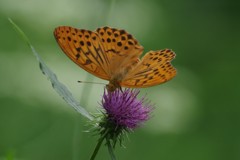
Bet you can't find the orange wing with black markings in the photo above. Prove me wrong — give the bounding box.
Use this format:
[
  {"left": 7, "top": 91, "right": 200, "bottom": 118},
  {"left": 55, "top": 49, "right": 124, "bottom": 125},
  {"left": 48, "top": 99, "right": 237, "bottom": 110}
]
[
  {"left": 54, "top": 26, "right": 109, "bottom": 80},
  {"left": 121, "top": 49, "right": 176, "bottom": 87},
  {"left": 54, "top": 26, "right": 176, "bottom": 91}
]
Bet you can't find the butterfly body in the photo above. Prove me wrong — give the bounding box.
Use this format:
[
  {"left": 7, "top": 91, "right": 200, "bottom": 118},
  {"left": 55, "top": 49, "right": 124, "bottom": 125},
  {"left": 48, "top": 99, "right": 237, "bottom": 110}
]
[
  {"left": 107, "top": 63, "right": 135, "bottom": 91},
  {"left": 54, "top": 26, "right": 176, "bottom": 91},
  {"left": 107, "top": 78, "right": 121, "bottom": 92}
]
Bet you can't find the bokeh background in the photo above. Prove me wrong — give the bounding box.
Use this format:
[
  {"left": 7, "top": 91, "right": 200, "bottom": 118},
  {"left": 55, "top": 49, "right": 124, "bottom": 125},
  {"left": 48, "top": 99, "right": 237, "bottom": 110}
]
[{"left": 0, "top": 0, "right": 240, "bottom": 159}]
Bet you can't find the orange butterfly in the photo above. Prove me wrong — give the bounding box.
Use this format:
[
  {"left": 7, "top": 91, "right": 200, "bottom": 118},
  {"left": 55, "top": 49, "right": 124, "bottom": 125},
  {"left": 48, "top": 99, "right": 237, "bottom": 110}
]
[{"left": 54, "top": 26, "right": 176, "bottom": 91}]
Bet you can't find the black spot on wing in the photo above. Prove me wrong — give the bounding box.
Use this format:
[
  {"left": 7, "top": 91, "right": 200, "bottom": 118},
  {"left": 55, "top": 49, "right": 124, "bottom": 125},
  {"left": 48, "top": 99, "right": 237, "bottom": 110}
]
[
  {"left": 85, "top": 59, "right": 92, "bottom": 65},
  {"left": 76, "top": 53, "right": 80, "bottom": 59}
]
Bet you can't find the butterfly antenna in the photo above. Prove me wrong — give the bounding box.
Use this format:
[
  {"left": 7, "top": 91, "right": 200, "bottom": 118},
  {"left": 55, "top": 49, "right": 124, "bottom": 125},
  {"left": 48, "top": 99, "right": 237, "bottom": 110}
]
[{"left": 77, "top": 80, "right": 106, "bottom": 85}]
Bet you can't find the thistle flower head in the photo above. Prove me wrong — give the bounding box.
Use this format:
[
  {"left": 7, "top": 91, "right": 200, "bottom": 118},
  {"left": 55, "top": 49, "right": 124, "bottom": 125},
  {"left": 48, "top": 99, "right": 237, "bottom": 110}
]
[
  {"left": 102, "top": 88, "right": 152, "bottom": 129},
  {"left": 90, "top": 88, "right": 154, "bottom": 159}
]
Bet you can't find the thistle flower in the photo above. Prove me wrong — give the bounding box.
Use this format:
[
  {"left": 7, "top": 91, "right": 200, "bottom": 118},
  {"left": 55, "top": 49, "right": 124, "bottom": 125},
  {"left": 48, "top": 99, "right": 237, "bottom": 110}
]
[
  {"left": 90, "top": 88, "right": 153, "bottom": 160},
  {"left": 102, "top": 88, "right": 152, "bottom": 129}
]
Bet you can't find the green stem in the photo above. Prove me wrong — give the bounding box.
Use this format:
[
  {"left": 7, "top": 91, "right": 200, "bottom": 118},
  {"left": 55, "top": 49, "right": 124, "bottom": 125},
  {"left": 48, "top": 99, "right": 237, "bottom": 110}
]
[
  {"left": 106, "top": 138, "right": 116, "bottom": 160},
  {"left": 72, "top": 117, "right": 81, "bottom": 160},
  {"left": 90, "top": 134, "right": 106, "bottom": 160}
]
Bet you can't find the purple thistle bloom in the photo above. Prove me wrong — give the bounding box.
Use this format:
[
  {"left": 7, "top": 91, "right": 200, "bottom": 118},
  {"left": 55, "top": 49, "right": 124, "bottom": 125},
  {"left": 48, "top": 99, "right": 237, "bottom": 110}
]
[
  {"left": 102, "top": 88, "right": 153, "bottom": 129},
  {"left": 90, "top": 88, "right": 153, "bottom": 159}
]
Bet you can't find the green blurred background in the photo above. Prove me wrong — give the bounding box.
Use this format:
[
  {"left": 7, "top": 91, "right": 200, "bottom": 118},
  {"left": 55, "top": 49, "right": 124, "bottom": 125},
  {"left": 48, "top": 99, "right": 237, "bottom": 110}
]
[{"left": 0, "top": 0, "right": 240, "bottom": 159}]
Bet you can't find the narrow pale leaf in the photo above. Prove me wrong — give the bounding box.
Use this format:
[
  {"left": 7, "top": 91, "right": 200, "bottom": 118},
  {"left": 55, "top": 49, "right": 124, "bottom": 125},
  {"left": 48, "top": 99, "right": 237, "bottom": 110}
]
[{"left": 9, "top": 18, "right": 93, "bottom": 121}]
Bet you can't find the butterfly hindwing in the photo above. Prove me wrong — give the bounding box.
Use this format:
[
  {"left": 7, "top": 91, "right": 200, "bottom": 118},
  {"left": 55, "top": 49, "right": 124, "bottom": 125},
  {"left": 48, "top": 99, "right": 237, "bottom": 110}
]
[{"left": 121, "top": 49, "right": 176, "bottom": 87}]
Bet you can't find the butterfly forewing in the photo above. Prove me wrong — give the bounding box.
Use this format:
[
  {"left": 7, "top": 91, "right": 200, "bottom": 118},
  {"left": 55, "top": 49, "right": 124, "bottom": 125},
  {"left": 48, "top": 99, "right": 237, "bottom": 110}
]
[
  {"left": 121, "top": 49, "right": 176, "bottom": 87},
  {"left": 96, "top": 27, "right": 144, "bottom": 76},
  {"left": 54, "top": 26, "right": 110, "bottom": 80}
]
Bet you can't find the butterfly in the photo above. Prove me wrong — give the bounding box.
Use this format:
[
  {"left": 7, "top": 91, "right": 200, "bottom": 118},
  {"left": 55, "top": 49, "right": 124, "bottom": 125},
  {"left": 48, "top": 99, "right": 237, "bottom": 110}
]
[{"left": 54, "top": 26, "right": 176, "bottom": 91}]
